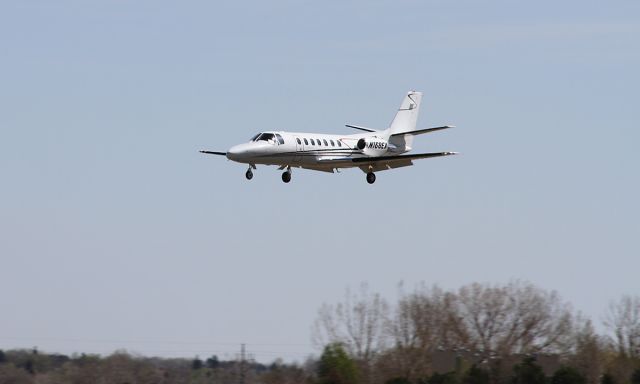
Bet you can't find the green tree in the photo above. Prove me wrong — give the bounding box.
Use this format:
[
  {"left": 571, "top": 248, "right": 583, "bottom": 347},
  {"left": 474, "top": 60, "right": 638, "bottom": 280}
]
[
  {"left": 386, "top": 378, "right": 412, "bottom": 384},
  {"left": 600, "top": 373, "right": 615, "bottom": 384},
  {"left": 318, "top": 343, "right": 358, "bottom": 384},
  {"left": 551, "top": 367, "right": 586, "bottom": 384},
  {"left": 631, "top": 369, "right": 640, "bottom": 384},
  {"left": 206, "top": 355, "right": 219, "bottom": 369},
  {"left": 0, "top": 350, "right": 6, "bottom": 364},
  {"left": 428, "top": 372, "right": 459, "bottom": 384},
  {"left": 462, "top": 365, "right": 490, "bottom": 384},
  {"left": 22, "top": 360, "right": 34, "bottom": 375},
  {"left": 262, "top": 361, "right": 310, "bottom": 384},
  {"left": 511, "top": 357, "right": 547, "bottom": 384},
  {"left": 191, "top": 357, "right": 203, "bottom": 370}
]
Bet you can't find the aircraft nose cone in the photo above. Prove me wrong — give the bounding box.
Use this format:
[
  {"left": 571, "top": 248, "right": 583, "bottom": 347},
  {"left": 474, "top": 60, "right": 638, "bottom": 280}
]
[
  {"left": 226, "top": 145, "right": 240, "bottom": 161},
  {"left": 226, "top": 144, "right": 250, "bottom": 161}
]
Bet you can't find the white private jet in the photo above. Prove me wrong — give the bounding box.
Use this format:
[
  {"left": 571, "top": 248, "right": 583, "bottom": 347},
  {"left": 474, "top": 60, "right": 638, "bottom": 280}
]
[{"left": 201, "top": 91, "right": 457, "bottom": 184}]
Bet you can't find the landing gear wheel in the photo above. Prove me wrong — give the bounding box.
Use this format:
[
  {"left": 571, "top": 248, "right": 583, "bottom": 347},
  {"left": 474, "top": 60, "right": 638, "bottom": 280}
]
[
  {"left": 282, "top": 171, "right": 292, "bottom": 183},
  {"left": 245, "top": 169, "right": 253, "bottom": 180},
  {"left": 366, "top": 172, "right": 376, "bottom": 184}
]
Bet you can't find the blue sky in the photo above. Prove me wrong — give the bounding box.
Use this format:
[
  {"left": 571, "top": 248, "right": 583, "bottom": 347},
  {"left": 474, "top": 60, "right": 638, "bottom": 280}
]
[{"left": 1, "top": 0, "right": 639, "bottom": 362}]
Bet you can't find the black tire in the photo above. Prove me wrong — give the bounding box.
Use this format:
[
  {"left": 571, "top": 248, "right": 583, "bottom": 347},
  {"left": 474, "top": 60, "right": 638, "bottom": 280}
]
[
  {"left": 245, "top": 169, "right": 253, "bottom": 180},
  {"left": 366, "top": 172, "right": 376, "bottom": 184},
  {"left": 282, "top": 171, "right": 291, "bottom": 183}
]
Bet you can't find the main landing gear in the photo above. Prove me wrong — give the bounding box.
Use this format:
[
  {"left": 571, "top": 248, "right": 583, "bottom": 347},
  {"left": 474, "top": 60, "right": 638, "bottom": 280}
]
[
  {"left": 282, "top": 168, "right": 292, "bottom": 183},
  {"left": 366, "top": 172, "right": 376, "bottom": 184},
  {"left": 245, "top": 168, "right": 253, "bottom": 180}
]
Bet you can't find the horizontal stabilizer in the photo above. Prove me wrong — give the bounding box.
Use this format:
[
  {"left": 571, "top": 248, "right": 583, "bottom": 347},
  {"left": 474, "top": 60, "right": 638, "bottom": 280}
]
[
  {"left": 345, "top": 124, "right": 377, "bottom": 133},
  {"left": 200, "top": 150, "right": 227, "bottom": 156},
  {"left": 390, "top": 125, "right": 455, "bottom": 138}
]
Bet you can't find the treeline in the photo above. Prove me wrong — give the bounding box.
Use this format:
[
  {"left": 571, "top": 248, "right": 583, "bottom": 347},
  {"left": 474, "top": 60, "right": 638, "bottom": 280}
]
[
  {"left": 313, "top": 281, "right": 640, "bottom": 384},
  {"left": 0, "top": 281, "right": 638, "bottom": 384},
  {"left": 0, "top": 349, "right": 312, "bottom": 384}
]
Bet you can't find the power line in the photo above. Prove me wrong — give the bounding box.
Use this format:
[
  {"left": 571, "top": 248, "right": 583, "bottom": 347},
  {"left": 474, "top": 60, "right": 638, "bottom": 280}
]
[{"left": 0, "top": 336, "right": 314, "bottom": 347}]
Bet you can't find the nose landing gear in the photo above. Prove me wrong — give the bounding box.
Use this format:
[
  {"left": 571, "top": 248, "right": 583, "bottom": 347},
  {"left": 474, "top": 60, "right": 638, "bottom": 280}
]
[
  {"left": 366, "top": 172, "right": 376, "bottom": 184},
  {"left": 282, "top": 167, "right": 292, "bottom": 183}
]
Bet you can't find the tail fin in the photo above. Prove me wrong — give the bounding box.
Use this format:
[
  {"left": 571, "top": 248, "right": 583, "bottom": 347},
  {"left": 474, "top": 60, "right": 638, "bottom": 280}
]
[
  {"left": 386, "top": 91, "right": 423, "bottom": 150},
  {"left": 388, "top": 91, "right": 422, "bottom": 134}
]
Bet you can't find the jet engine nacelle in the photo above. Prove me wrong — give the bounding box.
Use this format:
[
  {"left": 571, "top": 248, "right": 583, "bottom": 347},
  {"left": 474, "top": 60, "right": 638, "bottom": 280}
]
[{"left": 356, "top": 137, "right": 389, "bottom": 154}]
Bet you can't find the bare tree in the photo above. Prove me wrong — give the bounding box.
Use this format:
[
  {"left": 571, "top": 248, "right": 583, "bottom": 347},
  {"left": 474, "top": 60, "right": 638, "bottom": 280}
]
[
  {"left": 602, "top": 295, "right": 640, "bottom": 384},
  {"left": 98, "top": 351, "right": 163, "bottom": 384},
  {"left": 0, "top": 363, "right": 34, "bottom": 384},
  {"left": 568, "top": 316, "right": 606, "bottom": 384},
  {"left": 605, "top": 295, "right": 640, "bottom": 359},
  {"left": 313, "top": 283, "right": 389, "bottom": 384},
  {"left": 378, "top": 284, "right": 449, "bottom": 381},
  {"left": 448, "top": 281, "right": 573, "bottom": 359}
]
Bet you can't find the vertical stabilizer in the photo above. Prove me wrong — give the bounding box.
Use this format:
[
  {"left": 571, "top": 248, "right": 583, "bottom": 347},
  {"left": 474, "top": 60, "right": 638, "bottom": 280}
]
[
  {"left": 388, "top": 91, "right": 422, "bottom": 134},
  {"left": 387, "top": 91, "right": 423, "bottom": 150}
]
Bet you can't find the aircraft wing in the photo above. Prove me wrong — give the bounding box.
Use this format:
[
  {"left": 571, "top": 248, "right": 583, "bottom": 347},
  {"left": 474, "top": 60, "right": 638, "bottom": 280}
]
[
  {"left": 318, "top": 151, "right": 457, "bottom": 172},
  {"left": 354, "top": 152, "right": 457, "bottom": 172},
  {"left": 200, "top": 150, "right": 227, "bottom": 156},
  {"left": 352, "top": 152, "right": 457, "bottom": 163}
]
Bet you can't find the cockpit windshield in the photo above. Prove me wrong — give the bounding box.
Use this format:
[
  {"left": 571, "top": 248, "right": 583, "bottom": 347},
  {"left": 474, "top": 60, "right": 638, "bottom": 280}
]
[
  {"left": 250, "top": 132, "right": 281, "bottom": 144},
  {"left": 256, "top": 133, "right": 276, "bottom": 142}
]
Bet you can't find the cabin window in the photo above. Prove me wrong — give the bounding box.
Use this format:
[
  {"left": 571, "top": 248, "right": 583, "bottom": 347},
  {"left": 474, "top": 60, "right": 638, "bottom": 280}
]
[
  {"left": 323, "top": 139, "right": 328, "bottom": 146},
  {"left": 330, "top": 140, "right": 335, "bottom": 146},
  {"left": 296, "top": 138, "right": 301, "bottom": 145},
  {"left": 310, "top": 139, "right": 315, "bottom": 145},
  {"left": 304, "top": 138, "right": 308, "bottom": 145},
  {"left": 275, "top": 134, "right": 285, "bottom": 144},
  {"left": 337, "top": 140, "right": 342, "bottom": 147}
]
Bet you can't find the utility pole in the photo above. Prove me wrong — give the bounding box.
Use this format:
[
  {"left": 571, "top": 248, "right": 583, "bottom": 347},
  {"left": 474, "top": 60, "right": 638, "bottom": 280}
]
[{"left": 239, "top": 343, "right": 246, "bottom": 384}]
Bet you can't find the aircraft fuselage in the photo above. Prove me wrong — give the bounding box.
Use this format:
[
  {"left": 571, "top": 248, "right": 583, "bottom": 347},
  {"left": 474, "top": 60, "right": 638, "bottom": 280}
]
[{"left": 226, "top": 132, "right": 394, "bottom": 170}]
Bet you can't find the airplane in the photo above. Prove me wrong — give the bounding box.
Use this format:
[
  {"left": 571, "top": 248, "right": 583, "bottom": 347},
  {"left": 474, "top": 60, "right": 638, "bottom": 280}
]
[{"left": 200, "top": 90, "right": 457, "bottom": 184}]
